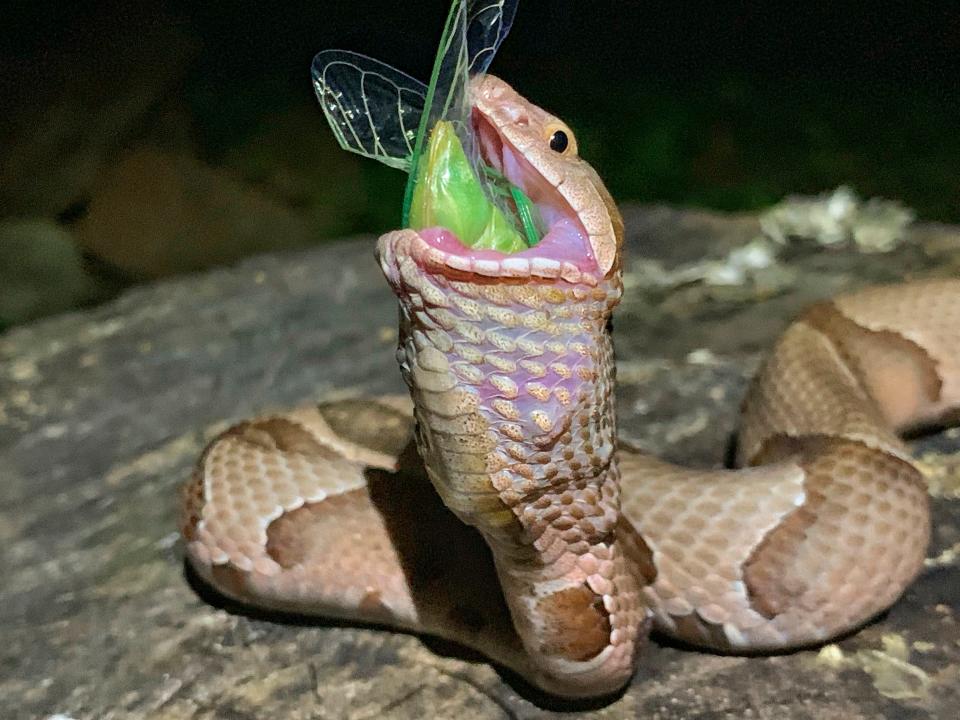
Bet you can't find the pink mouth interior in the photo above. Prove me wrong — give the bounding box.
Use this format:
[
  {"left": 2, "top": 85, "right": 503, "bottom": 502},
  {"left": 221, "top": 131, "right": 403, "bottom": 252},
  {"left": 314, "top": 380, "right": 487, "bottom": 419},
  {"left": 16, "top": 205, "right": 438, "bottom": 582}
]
[{"left": 417, "top": 112, "right": 598, "bottom": 273}]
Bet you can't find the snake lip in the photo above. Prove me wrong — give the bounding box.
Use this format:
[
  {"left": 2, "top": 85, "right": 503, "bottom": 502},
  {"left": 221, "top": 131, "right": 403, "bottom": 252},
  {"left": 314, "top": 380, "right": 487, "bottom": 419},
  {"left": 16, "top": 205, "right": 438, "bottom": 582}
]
[
  {"left": 397, "top": 112, "right": 599, "bottom": 283},
  {"left": 378, "top": 228, "right": 599, "bottom": 287}
]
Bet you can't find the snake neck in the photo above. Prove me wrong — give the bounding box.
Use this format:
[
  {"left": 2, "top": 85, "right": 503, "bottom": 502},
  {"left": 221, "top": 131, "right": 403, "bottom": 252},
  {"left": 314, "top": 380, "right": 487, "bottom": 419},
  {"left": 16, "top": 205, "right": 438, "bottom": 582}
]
[
  {"left": 380, "top": 233, "right": 623, "bottom": 537},
  {"left": 379, "top": 231, "right": 644, "bottom": 695}
]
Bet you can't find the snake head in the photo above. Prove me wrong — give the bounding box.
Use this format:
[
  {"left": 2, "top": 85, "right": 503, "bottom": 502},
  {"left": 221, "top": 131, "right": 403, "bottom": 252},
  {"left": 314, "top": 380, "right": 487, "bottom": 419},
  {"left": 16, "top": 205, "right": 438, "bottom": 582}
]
[
  {"left": 381, "top": 74, "right": 623, "bottom": 284},
  {"left": 472, "top": 74, "right": 623, "bottom": 277}
]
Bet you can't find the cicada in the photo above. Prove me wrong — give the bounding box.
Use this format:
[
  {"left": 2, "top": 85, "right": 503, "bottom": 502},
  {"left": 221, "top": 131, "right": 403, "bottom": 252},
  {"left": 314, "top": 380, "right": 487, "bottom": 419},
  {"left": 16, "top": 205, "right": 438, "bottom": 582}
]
[{"left": 312, "top": 0, "right": 544, "bottom": 253}]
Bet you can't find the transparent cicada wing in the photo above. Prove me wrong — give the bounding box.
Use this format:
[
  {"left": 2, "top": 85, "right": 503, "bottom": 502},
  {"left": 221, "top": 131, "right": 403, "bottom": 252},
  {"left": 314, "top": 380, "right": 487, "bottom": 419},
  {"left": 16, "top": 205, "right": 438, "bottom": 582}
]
[
  {"left": 467, "top": 0, "right": 518, "bottom": 74},
  {"left": 402, "top": 0, "right": 524, "bottom": 231},
  {"left": 407, "top": 0, "right": 519, "bottom": 156},
  {"left": 311, "top": 1, "right": 520, "bottom": 227},
  {"left": 311, "top": 50, "right": 427, "bottom": 171},
  {"left": 402, "top": 0, "right": 472, "bottom": 223}
]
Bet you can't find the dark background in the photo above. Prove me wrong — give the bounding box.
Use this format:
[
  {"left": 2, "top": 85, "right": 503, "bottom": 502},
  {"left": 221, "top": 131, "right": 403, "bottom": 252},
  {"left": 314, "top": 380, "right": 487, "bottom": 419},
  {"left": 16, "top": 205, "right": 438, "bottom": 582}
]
[{"left": 2, "top": 0, "right": 958, "bottom": 328}]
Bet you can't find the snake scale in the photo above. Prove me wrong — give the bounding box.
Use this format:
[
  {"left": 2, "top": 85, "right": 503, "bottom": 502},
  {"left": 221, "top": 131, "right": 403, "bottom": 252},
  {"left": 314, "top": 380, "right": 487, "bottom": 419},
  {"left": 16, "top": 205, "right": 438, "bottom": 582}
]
[{"left": 180, "top": 75, "right": 960, "bottom": 698}]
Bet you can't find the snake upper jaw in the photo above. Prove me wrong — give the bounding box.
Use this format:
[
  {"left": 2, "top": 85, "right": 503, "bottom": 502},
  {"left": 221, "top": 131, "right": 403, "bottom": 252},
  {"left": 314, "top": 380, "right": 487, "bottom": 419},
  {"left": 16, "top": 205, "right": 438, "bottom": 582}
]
[{"left": 471, "top": 74, "right": 623, "bottom": 277}]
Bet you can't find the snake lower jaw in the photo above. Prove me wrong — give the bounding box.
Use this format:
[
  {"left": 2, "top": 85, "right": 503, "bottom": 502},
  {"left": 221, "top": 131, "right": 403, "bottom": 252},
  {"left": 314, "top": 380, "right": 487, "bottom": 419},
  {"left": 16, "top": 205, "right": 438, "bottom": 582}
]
[{"left": 379, "top": 225, "right": 604, "bottom": 285}]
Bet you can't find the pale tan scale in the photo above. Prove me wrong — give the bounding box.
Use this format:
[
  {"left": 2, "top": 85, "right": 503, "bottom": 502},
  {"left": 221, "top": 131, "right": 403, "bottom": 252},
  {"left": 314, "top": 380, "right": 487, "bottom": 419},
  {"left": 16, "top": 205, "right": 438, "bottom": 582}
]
[
  {"left": 425, "top": 327, "right": 454, "bottom": 352},
  {"left": 519, "top": 359, "right": 547, "bottom": 377},
  {"left": 454, "top": 342, "right": 484, "bottom": 364},
  {"left": 516, "top": 337, "right": 545, "bottom": 356},
  {"left": 486, "top": 329, "right": 518, "bottom": 353},
  {"left": 526, "top": 382, "right": 551, "bottom": 402},
  {"left": 414, "top": 345, "right": 449, "bottom": 373},
  {"left": 485, "top": 353, "right": 518, "bottom": 373},
  {"left": 451, "top": 317, "right": 485, "bottom": 345},
  {"left": 411, "top": 363, "right": 456, "bottom": 393},
  {"left": 489, "top": 374, "right": 519, "bottom": 399},
  {"left": 426, "top": 307, "right": 458, "bottom": 331},
  {"left": 485, "top": 306, "right": 522, "bottom": 327},
  {"left": 531, "top": 410, "right": 554, "bottom": 432},
  {"left": 450, "top": 293, "right": 484, "bottom": 320},
  {"left": 550, "top": 362, "right": 573, "bottom": 379},
  {"left": 180, "top": 73, "right": 960, "bottom": 700}
]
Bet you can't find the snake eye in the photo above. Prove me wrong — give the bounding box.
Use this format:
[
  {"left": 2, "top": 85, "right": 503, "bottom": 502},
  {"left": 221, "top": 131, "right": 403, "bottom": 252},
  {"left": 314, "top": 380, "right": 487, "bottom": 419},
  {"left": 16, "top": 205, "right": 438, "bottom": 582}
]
[
  {"left": 544, "top": 122, "right": 577, "bottom": 156},
  {"left": 549, "top": 129, "right": 569, "bottom": 154}
]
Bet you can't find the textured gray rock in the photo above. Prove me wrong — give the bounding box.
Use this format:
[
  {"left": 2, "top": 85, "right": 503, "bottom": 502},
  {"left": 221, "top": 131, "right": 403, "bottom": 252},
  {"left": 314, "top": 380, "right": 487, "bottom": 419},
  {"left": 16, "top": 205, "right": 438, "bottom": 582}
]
[{"left": 2, "top": 204, "right": 959, "bottom": 719}]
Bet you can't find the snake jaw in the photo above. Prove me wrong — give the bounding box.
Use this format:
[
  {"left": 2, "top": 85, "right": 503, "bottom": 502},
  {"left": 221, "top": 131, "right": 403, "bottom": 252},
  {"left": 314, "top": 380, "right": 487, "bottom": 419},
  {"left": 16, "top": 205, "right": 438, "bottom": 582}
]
[
  {"left": 472, "top": 75, "right": 622, "bottom": 277},
  {"left": 393, "top": 75, "right": 621, "bottom": 283}
]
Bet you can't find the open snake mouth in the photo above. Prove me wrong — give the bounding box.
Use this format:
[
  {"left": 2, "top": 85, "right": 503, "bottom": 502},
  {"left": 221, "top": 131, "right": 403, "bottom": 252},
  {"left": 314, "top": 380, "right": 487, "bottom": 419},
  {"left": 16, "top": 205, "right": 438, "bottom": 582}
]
[{"left": 400, "top": 110, "right": 600, "bottom": 285}]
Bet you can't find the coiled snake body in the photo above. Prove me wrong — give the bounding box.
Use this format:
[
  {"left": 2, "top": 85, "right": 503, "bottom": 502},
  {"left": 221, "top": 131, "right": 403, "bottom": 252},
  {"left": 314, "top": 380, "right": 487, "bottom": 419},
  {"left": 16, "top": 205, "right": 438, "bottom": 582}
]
[{"left": 181, "top": 76, "right": 960, "bottom": 698}]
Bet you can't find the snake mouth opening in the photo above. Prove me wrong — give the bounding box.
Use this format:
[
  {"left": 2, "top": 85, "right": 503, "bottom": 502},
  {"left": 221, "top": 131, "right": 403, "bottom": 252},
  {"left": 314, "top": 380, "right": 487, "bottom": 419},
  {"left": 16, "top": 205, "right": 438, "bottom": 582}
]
[{"left": 407, "top": 111, "right": 599, "bottom": 284}]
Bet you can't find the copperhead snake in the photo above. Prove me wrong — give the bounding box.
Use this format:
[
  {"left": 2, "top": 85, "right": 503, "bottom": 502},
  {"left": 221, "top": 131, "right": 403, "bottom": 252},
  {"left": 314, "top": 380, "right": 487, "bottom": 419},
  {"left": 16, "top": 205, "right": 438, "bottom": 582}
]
[{"left": 180, "top": 75, "right": 960, "bottom": 699}]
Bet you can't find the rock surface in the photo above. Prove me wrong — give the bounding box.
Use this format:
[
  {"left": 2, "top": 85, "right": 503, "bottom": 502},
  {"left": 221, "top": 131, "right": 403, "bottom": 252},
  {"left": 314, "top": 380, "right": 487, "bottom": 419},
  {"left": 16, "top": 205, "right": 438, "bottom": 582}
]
[{"left": 2, "top": 204, "right": 959, "bottom": 719}]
